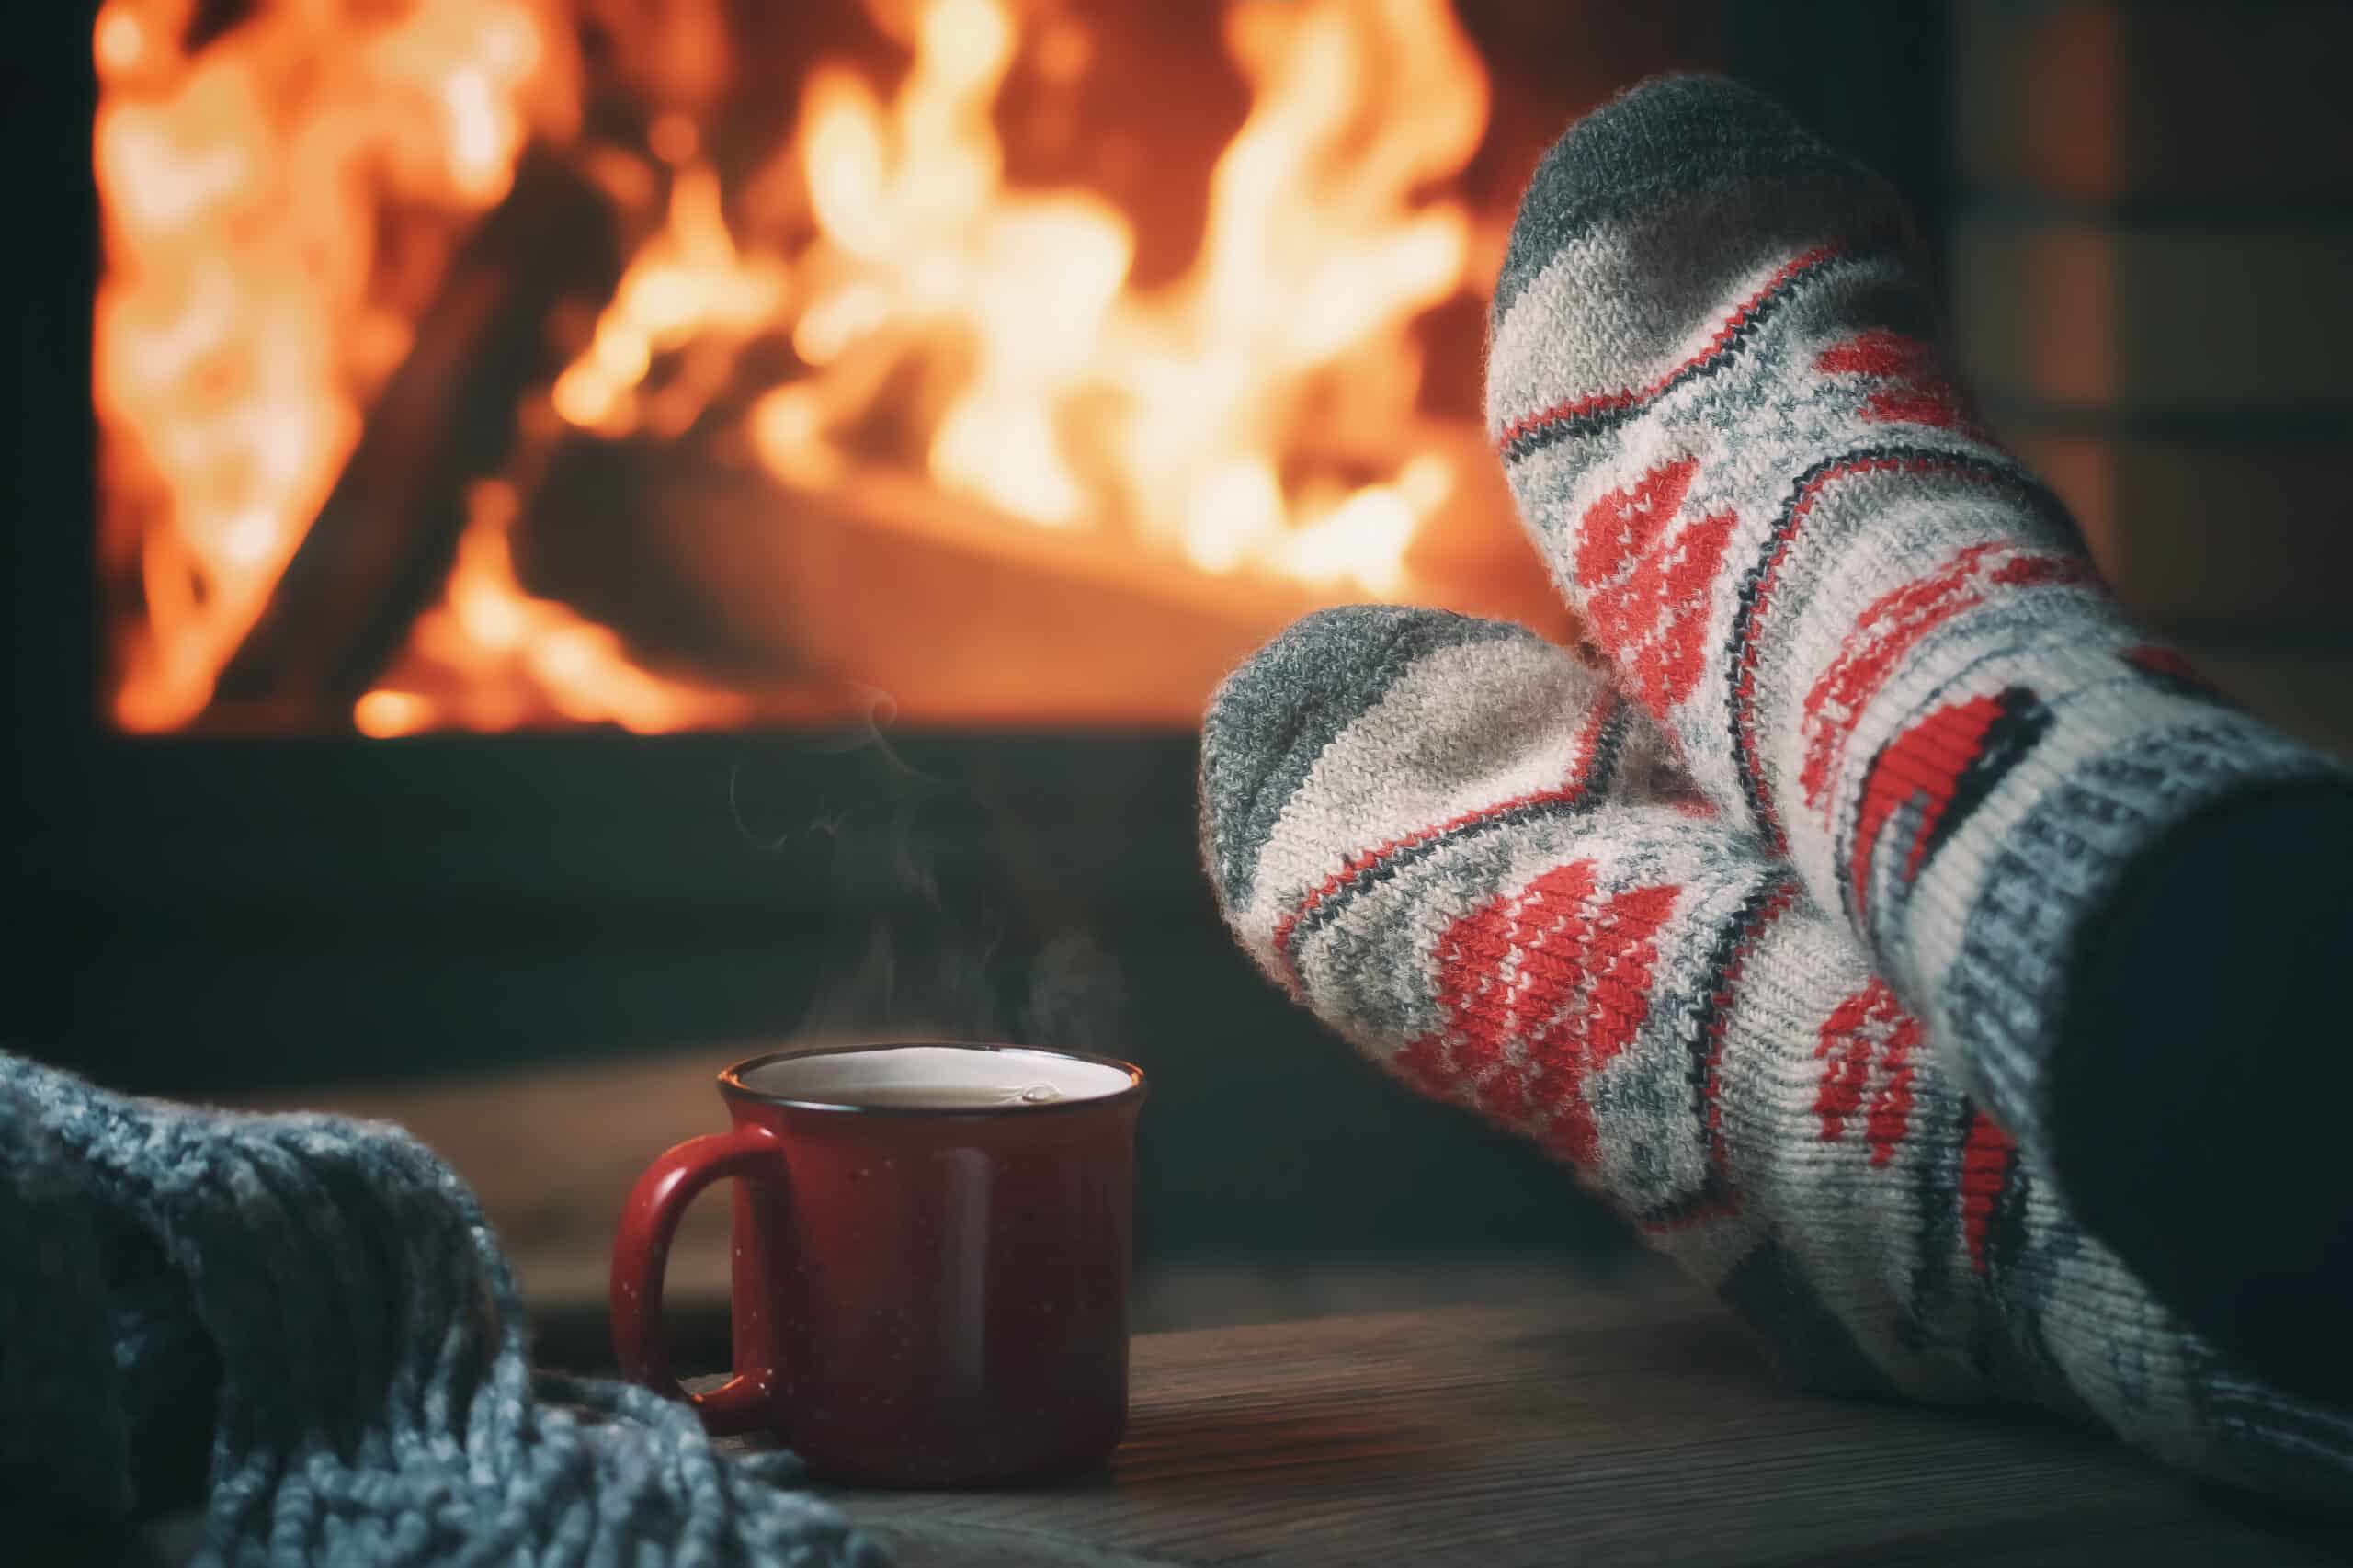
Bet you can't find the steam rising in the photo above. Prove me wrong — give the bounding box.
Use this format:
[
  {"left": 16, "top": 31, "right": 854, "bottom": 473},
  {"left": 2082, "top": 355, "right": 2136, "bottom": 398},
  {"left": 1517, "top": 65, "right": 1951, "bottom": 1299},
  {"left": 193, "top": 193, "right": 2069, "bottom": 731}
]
[{"left": 730, "top": 693, "right": 1136, "bottom": 1059}]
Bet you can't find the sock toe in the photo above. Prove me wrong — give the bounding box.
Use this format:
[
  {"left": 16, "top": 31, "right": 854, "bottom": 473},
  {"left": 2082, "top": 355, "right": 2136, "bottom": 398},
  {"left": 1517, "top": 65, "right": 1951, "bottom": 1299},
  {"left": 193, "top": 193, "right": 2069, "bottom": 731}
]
[
  {"left": 1200, "top": 607, "right": 1533, "bottom": 912},
  {"left": 1493, "top": 73, "right": 1887, "bottom": 322}
]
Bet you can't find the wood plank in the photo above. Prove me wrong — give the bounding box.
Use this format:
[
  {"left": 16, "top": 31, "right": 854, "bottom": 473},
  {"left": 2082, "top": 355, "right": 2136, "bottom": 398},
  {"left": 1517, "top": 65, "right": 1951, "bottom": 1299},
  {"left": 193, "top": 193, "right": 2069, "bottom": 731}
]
[
  {"left": 204, "top": 147, "right": 624, "bottom": 726},
  {"left": 638, "top": 422, "right": 1572, "bottom": 731},
  {"left": 140, "top": 1236, "right": 2353, "bottom": 1563},
  {"left": 710, "top": 1287, "right": 2353, "bottom": 1568}
]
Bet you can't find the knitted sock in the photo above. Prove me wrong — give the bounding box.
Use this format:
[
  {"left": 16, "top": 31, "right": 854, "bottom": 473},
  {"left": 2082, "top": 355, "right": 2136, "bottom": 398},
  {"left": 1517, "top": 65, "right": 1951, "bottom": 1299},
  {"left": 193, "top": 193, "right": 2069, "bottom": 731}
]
[
  {"left": 1483, "top": 74, "right": 2353, "bottom": 1394},
  {"left": 1199, "top": 604, "right": 2353, "bottom": 1502},
  {"left": 0, "top": 1052, "right": 889, "bottom": 1568}
]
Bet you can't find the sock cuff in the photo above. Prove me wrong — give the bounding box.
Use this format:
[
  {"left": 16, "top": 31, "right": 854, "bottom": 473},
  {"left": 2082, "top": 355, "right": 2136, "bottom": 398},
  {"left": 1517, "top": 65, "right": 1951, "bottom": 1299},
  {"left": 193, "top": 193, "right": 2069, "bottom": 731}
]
[
  {"left": 1492, "top": 73, "right": 1893, "bottom": 323},
  {"left": 1200, "top": 608, "right": 1540, "bottom": 913},
  {"left": 1918, "top": 698, "right": 2351, "bottom": 1152}
]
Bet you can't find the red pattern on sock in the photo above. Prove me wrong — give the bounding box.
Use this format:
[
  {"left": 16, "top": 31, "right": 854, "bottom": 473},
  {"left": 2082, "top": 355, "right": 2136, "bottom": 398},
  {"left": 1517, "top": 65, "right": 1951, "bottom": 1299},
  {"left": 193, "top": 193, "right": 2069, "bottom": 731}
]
[
  {"left": 1435, "top": 896, "right": 1534, "bottom": 1108},
  {"left": 1813, "top": 977, "right": 1922, "bottom": 1165},
  {"left": 2123, "top": 645, "right": 2197, "bottom": 682},
  {"left": 1848, "top": 690, "right": 2009, "bottom": 917},
  {"left": 1397, "top": 860, "right": 1680, "bottom": 1170},
  {"left": 1731, "top": 454, "right": 2015, "bottom": 848},
  {"left": 1960, "top": 1108, "right": 2018, "bottom": 1274},
  {"left": 1815, "top": 329, "right": 1980, "bottom": 434},
  {"left": 1798, "top": 543, "right": 2093, "bottom": 821},
  {"left": 1864, "top": 1018, "right": 1922, "bottom": 1167},
  {"left": 1576, "top": 459, "right": 1738, "bottom": 719},
  {"left": 1399, "top": 861, "right": 1594, "bottom": 1114},
  {"left": 1392, "top": 1032, "right": 1455, "bottom": 1101},
  {"left": 2121, "top": 643, "right": 2216, "bottom": 696},
  {"left": 1531, "top": 878, "right": 1678, "bottom": 1165},
  {"left": 1815, "top": 990, "right": 1874, "bottom": 1142}
]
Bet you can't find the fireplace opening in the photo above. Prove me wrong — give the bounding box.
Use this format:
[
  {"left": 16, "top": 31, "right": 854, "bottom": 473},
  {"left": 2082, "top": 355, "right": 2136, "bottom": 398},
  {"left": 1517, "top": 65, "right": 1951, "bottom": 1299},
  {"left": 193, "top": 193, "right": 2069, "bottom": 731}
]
[
  {"left": 26, "top": 0, "right": 2049, "bottom": 1351},
  {"left": 85, "top": 0, "right": 1737, "bottom": 738}
]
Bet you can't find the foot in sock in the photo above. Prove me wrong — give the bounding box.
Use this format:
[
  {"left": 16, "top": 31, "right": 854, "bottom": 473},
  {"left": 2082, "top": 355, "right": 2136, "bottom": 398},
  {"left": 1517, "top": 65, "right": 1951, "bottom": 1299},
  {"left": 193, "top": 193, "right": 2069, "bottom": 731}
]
[
  {"left": 1201, "top": 604, "right": 2351, "bottom": 1501},
  {"left": 1483, "top": 74, "right": 2353, "bottom": 1398}
]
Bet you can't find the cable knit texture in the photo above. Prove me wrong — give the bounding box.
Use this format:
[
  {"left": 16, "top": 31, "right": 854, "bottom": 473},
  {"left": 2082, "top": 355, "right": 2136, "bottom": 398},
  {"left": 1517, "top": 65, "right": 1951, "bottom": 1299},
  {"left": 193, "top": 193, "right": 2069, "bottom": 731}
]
[
  {"left": 1200, "top": 606, "right": 2352, "bottom": 1502},
  {"left": 1199, "top": 72, "right": 2353, "bottom": 1503},
  {"left": 0, "top": 1051, "right": 889, "bottom": 1568},
  {"left": 1483, "top": 74, "right": 2350, "bottom": 1168}
]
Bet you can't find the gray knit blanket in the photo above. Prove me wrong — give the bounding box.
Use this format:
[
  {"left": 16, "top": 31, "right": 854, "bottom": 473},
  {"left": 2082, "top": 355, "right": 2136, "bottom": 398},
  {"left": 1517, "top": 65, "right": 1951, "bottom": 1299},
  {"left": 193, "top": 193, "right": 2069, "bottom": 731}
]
[{"left": 0, "top": 1051, "right": 887, "bottom": 1567}]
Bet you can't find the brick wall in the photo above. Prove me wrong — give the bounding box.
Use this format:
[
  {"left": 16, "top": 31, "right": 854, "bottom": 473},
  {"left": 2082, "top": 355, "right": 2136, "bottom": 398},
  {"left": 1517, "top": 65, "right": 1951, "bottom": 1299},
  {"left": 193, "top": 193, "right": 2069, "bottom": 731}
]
[{"left": 1948, "top": 1, "right": 2353, "bottom": 638}]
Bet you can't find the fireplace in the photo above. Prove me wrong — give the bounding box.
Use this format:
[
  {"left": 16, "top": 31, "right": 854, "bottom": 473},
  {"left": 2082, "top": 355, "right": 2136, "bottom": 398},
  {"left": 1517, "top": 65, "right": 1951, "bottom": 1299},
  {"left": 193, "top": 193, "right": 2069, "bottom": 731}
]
[
  {"left": 10, "top": 2, "right": 1966, "bottom": 1279},
  {"left": 18, "top": 0, "right": 1760, "bottom": 1053},
  {"left": 86, "top": 0, "right": 1634, "bottom": 740}
]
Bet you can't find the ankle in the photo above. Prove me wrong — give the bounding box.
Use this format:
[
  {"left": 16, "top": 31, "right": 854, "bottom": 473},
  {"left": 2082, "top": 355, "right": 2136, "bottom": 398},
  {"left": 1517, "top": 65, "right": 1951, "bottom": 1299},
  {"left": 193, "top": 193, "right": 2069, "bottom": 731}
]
[{"left": 2049, "top": 786, "right": 2353, "bottom": 1406}]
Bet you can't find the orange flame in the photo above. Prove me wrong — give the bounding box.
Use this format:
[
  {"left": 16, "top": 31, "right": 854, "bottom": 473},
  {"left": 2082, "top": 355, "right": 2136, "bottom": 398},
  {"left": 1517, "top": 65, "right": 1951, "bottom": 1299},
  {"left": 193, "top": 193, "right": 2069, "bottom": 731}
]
[
  {"left": 98, "top": 0, "right": 1499, "bottom": 734},
  {"left": 731, "top": 0, "right": 1490, "bottom": 593},
  {"left": 94, "top": 0, "right": 574, "bottom": 731},
  {"left": 360, "top": 480, "right": 752, "bottom": 734}
]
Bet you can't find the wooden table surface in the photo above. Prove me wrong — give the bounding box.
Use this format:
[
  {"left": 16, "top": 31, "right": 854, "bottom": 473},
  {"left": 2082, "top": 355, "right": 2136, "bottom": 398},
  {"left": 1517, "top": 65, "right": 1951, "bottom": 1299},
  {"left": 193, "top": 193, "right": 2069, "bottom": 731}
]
[
  {"left": 136, "top": 1275, "right": 2353, "bottom": 1568},
  {"left": 717, "top": 1274, "right": 2353, "bottom": 1568}
]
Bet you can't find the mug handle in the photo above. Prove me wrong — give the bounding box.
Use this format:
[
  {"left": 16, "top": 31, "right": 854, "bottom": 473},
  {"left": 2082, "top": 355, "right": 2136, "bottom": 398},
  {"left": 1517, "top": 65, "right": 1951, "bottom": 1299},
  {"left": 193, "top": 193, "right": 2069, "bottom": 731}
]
[{"left": 610, "top": 1124, "right": 785, "bottom": 1436}]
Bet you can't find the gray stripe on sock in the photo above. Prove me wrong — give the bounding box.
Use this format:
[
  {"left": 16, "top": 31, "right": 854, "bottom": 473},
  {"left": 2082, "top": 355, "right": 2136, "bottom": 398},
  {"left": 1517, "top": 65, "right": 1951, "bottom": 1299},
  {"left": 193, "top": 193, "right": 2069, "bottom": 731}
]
[
  {"left": 1494, "top": 74, "right": 1888, "bottom": 321},
  {"left": 1938, "top": 719, "right": 2341, "bottom": 1150},
  {"left": 1201, "top": 607, "right": 1526, "bottom": 912}
]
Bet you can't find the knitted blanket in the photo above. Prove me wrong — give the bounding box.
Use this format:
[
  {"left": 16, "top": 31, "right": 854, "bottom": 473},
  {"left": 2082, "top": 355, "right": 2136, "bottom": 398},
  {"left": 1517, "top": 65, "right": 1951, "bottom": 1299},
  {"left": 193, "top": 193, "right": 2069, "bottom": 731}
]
[{"left": 0, "top": 1051, "right": 886, "bottom": 1568}]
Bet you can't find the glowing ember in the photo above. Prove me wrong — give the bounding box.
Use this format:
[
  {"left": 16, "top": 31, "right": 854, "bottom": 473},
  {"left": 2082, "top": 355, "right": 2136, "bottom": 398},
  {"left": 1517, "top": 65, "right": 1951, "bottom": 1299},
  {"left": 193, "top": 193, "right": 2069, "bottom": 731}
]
[
  {"left": 95, "top": 0, "right": 1503, "bottom": 734},
  {"left": 361, "top": 480, "right": 752, "bottom": 735},
  {"left": 94, "top": 0, "right": 572, "bottom": 731},
  {"left": 715, "top": 0, "right": 1489, "bottom": 590},
  {"left": 550, "top": 163, "right": 790, "bottom": 437}
]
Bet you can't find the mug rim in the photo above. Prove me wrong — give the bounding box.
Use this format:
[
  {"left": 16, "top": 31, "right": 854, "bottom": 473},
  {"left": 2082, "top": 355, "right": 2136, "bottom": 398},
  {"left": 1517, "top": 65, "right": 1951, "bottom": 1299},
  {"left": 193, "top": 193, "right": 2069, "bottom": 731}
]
[{"left": 718, "top": 1040, "right": 1147, "bottom": 1118}]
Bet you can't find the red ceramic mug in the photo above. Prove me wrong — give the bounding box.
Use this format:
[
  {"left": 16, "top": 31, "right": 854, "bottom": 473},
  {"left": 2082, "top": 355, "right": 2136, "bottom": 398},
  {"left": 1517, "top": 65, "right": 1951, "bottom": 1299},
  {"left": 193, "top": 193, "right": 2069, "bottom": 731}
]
[{"left": 611, "top": 1042, "right": 1146, "bottom": 1487}]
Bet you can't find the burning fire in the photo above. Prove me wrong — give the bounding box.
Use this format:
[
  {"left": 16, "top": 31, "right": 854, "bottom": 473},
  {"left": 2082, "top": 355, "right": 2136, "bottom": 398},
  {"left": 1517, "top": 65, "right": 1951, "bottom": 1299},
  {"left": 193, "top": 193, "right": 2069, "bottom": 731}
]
[
  {"left": 95, "top": 0, "right": 1499, "bottom": 734},
  {"left": 355, "top": 479, "right": 756, "bottom": 736},
  {"left": 732, "top": 0, "right": 1487, "bottom": 589},
  {"left": 94, "top": 0, "right": 574, "bottom": 731}
]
